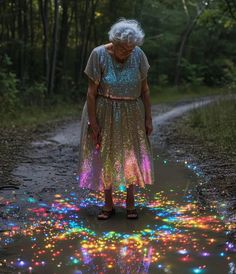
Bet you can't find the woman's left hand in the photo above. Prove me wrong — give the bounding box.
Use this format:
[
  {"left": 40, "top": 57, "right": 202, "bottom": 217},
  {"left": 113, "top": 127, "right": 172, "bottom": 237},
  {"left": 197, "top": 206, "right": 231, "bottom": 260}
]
[{"left": 145, "top": 118, "right": 153, "bottom": 136}]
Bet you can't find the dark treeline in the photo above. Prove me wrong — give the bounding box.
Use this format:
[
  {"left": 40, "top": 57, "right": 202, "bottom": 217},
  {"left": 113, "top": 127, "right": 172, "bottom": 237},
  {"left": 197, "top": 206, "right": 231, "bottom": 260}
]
[{"left": 0, "top": 0, "right": 236, "bottom": 112}]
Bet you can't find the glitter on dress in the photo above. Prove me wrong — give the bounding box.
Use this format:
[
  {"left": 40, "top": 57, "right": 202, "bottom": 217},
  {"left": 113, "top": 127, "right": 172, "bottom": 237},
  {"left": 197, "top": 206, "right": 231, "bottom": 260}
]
[{"left": 77, "top": 45, "right": 155, "bottom": 192}]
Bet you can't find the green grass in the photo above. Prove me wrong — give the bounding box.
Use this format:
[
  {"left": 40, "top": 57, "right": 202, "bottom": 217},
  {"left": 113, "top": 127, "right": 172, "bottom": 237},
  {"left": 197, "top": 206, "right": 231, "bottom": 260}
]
[
  {"left": 0, "top": 102, "right": 84, "bottom": 130},
  {"left": 150, "top": 85, "right": 232, "bottom": 104},
  {"left": 0, "top": 85, "right": 235, "bottom": 131},
  {"left": 178, "top": 96, "right": 236, "bottom": 159}
]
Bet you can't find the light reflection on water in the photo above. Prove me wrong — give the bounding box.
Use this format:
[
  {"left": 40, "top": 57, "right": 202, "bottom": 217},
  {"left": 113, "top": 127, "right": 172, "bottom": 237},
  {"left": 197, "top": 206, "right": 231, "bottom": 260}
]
[{"left": 0, "top": 152, "right": 235, "bottom": 274}]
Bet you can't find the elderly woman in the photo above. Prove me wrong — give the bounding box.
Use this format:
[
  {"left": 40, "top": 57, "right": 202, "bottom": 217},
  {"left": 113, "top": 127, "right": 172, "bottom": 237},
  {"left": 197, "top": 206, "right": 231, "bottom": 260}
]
[{"left": 77, "top": 18, "right": 155, "bottom": 220}]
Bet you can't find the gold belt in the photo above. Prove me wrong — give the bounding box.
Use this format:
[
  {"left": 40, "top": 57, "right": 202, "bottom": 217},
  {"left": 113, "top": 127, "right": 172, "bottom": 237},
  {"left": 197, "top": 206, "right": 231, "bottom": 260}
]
[{"left": 97, "top": 93, "right": 140, "bottom": 101}]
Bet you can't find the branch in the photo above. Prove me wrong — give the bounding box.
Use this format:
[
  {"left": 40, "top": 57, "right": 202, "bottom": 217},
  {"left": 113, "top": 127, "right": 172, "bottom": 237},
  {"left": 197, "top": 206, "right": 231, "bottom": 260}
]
[
  {"left": 182, "top": 0, "right": 189, "bottom": 19},
  {"left": 224, "top": 0, "right": 236, "bottom": 22}
]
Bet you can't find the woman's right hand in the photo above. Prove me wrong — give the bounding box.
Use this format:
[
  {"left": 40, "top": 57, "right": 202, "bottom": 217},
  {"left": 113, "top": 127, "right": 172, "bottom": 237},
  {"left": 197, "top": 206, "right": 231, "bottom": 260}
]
[{"left": 89, "top": 122, "right": 102, "bottom": 147}]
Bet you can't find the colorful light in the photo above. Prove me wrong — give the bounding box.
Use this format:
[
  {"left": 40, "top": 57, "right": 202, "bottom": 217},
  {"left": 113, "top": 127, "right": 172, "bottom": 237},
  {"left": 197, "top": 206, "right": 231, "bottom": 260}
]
[
  {"left": 0, "top": 156, "right": 235, "bottom": 273},
  {"left": 192, "top": 267, "right": 205, "bottom": 273}
]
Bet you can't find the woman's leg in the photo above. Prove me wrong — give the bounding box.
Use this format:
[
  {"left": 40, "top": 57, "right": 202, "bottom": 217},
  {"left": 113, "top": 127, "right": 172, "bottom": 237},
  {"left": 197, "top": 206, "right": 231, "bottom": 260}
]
[
  {"left": 126, "top": 184, "right": 135, "bottom": 210},
  {"left": 126, "top": 184, "right": 138, "bottom": 219},
  {"left": 97, "top": 186, "right": 115, "bottom": 219},
  {"left": 103, "top": 187, "right": 114, "bottom": 210}
]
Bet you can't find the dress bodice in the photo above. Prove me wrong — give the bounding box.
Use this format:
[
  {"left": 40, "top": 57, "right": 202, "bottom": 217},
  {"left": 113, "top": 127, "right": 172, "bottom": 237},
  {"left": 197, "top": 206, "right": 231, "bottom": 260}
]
[{"left": 84, "top": 45, "right": 150, "bottom": 99}]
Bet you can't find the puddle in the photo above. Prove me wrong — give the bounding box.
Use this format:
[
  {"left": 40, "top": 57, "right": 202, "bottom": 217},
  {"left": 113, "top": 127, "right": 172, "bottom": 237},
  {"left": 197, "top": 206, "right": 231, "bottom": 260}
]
[{"left": 0, "top": 148, "right": 235, "bottom": 273}]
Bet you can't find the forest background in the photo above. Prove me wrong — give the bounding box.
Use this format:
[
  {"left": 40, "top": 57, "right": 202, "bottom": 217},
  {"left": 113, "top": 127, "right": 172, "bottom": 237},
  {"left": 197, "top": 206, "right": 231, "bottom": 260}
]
[
  {"left": 0, "top": 0, "right": 236, "bottom": 185},
  {"left": 1, "top": 0, "right": 236, "bottom": 120}
]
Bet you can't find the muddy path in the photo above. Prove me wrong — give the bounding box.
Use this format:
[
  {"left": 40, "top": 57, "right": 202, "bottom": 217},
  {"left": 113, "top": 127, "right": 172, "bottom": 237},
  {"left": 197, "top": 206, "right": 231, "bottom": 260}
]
[
  {"left": 0, "top": 94, "right": 235, "bottom": 273},
  {"left": 10, "top": 95, "right": 216, "bottom": 193}
]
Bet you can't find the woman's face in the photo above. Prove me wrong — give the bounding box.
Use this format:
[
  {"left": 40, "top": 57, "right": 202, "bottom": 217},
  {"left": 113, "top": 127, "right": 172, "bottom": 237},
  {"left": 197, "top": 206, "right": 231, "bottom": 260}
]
[{"left": 113, "top": 42, "right": 135, "bottom": 60}]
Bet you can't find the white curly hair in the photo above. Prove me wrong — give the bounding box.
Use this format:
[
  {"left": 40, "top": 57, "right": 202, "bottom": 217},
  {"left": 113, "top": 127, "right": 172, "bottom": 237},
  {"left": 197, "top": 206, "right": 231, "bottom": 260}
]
[{"left": 108, "top": 18, "right": 145, "bottom": 46}]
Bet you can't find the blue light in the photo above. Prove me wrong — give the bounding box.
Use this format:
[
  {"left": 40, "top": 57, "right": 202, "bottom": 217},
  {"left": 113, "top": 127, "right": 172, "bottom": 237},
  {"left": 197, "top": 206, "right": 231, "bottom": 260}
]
[
  {"left": 192, "top": 268, "right": 204, "bottom": 274},
  {"left": 119, "top": 185, "right": 126, "bottom": 191},
  {"left": 177, "top": 249, "right": 188, "bottom": 254}
]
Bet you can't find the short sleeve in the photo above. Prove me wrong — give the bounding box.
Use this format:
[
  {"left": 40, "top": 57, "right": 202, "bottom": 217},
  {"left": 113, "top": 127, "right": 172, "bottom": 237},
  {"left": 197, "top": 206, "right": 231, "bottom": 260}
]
[
  {"left": 139, "top": 48, "right": 150, "bottom": 80},
  {"left": 84, "top": 49, "right": 101, "bottom": 85}
]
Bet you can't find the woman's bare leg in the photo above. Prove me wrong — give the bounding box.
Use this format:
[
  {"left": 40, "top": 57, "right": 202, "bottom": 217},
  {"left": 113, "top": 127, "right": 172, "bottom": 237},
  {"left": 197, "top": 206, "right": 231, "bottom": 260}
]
[
  {"left": 103, "top": 187, "right": 114, "bottom": 210},
  {"left": 126, "top": 184, "right": 135, "bottom": 210},
  {"left": 97, "top": 186, "right": 115, "bottom": 219}
]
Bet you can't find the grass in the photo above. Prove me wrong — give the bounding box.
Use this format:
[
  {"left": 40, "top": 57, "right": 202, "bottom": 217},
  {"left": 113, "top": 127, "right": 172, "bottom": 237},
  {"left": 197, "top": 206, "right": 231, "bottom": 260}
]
[
  {"left": 0, "top": 102, "right": 84, "bottom": 130},
  {"left": 0, "top": 85, "right": 234, "bottom": 131},
  {"left": 177, "top": 96, "right": 236, "bottom": 160},
  {"left": 150, "top": 85, "right": 231, "bottom": 104}
]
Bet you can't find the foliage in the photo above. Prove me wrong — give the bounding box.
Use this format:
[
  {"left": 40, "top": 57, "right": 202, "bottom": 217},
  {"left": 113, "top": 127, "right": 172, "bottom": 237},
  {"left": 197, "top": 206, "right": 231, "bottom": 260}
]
[
  {"left": 222, "top": 59, "right": 236, "bottom": 91},
  {"left": 180, "top": 58, "right": 205, "bottom": 87},
  {"left": 158, "top": 74, "right": 169, "bottom": 86},
  {"left": 21, "top": 82, "right": 47, "bottom": 107},
  {"left": 0, "top": 0, "right": 235, "bottom": 111},
  {"left": 0, "top": 55, "right": 20, "bottom": 113}
]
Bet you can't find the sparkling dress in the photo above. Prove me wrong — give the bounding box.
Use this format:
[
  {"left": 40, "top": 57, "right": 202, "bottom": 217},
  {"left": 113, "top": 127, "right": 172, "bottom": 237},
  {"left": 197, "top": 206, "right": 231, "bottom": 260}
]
[{"left": 77, "top": 44, "right": 155, "bottom": 192}]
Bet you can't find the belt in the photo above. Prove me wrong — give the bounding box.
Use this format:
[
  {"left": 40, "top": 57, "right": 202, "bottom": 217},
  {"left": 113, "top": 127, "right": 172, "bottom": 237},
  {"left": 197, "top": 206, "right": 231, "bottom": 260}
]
[{"left": 97, "top": 93, "right": 140, "bottom": 101}]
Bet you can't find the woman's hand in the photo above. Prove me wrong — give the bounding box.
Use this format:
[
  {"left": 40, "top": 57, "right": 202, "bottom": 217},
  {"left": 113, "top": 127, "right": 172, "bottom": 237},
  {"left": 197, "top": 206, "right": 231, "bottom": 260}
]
[
  {"left": 145, "top": 117, "right": 153, "bottom": 136},
  {"left": 89, "top": 122, "right": 102, "bottom": 147}
]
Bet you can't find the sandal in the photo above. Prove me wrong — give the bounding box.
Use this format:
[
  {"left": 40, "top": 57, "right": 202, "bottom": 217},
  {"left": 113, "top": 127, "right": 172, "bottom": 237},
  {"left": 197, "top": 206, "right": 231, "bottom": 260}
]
[
  {"left": 126, "top": 208, "right": 138, "bottom": 219},
  {"left": 97, "top": 207, "right": 116, "bottom": 220}
]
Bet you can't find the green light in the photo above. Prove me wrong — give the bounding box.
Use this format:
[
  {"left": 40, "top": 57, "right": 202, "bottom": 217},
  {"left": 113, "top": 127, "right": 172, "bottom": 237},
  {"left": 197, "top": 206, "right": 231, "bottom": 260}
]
[
  {"left": 27, "top": 197, "right": 36, "bottom": 203},
  {"left": 72, "top": 258, "right": 80, "bottom": 264}
]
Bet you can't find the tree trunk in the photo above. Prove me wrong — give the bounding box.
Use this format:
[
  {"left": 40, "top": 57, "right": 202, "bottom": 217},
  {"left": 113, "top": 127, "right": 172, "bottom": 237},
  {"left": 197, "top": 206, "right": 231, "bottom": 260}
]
[
  {"left": 48, "top": 0, "right": 59, "bottom": 95},
  {"left": 23, "top": 0, "right": 29, "bottom": 86},
  {"left": 29, "top": 0, "right": 35, "bottom": 79},
  {"left": 76, "top": 0, "right": 90, "bottom": 86},
  {"left": 39, "top": 0, "right": 49, "bottom": 90},
  {"left": 10, "top": 0, "right": 16, "bottom": 40},
  {"left": 56, "top": 0, "right": 70, "bottom": 92},
  {"left": 174, "top": 4, "right": 206, "bottom": 86},
  {"left": 77, "top": 0, "right": 98, "bottom": 86},
  {"left": 83, "top": 0, "right": 99, "bottom": 71},
  {"left": 17, "top": 0, "right": 24, "bottom": 81}
]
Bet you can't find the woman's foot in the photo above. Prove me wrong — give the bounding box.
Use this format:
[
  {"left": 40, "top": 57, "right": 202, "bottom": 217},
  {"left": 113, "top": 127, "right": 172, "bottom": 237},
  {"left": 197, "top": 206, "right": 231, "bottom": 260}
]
[
  {"left": 97, "top": 207, "right": 116, "bottom": 220},
  {"left": 126, "top": 207, "right": 138, "bottom": 219}
]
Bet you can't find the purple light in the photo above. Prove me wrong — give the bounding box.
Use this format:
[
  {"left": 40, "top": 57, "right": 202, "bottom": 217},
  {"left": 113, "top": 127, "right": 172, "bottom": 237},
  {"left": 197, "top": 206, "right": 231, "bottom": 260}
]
[
  {"left": 18, "top": 261, "right": 25, "bottom": 266},
  {"left": 227, "top": 243, "right": 234, "bottom": 249}
]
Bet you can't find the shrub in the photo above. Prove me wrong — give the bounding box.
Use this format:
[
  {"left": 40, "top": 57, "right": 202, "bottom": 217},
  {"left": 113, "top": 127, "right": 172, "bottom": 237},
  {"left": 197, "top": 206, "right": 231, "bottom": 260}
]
[{"left": 0, "top": 54, "right": 20, "bottom": 113}]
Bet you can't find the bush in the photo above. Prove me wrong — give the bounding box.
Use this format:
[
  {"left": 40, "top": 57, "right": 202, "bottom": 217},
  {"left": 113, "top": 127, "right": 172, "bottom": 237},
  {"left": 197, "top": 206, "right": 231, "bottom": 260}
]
[
  {"left": 180, "top": 58, "right": 205, "bottom": 87},
  {"left": 0, "top": 54, "right": 20, "bottom": 113},
  {"left": 21, "top": 82, "right": 47, "bottom": 106},
  {"left": 158, "top": 74, "right": 169, "bottom": 86}
]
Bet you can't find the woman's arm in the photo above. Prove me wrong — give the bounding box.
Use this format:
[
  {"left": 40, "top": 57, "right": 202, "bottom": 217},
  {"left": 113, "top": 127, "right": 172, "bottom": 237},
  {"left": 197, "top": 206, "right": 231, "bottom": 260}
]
[
  {"left": 141, "top": 78, "right": 152, "bottom": 120},
  {"left": 86, "top": 78, "right": 101, "bottom": 145},
  {"left": 141, "top": 78, "right": 153, "bottom": 135},
  {"left": 87, "top": 78, "right": 99, "bottom": 125}
]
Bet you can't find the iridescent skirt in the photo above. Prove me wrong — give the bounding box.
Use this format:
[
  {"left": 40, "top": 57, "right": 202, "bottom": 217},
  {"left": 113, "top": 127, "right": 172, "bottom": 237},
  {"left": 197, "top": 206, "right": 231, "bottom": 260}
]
[{"left": 77, "top": 94, "right": 155, "bottom": 192}]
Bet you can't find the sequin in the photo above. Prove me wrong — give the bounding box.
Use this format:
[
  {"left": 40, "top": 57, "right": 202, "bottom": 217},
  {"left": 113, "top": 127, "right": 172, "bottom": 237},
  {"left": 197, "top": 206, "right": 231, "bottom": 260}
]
[{"left": 77, "top": 45, "right": 155, "bottom": 192}]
